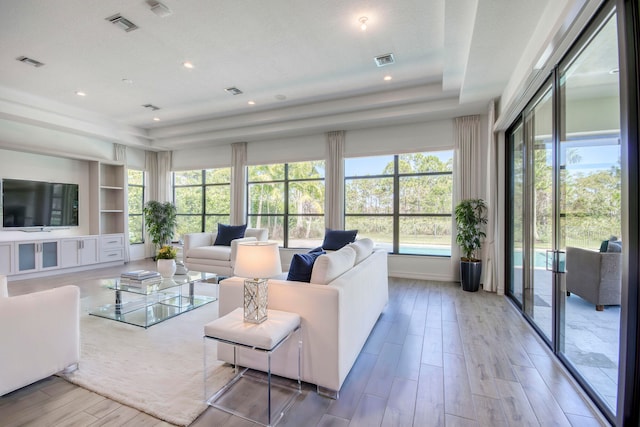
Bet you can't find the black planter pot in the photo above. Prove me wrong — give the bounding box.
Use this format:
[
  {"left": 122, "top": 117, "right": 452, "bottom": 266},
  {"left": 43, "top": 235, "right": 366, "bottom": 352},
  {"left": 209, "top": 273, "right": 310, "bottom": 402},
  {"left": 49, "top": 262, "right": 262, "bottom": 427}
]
[{"left": 460, "top": 260, "right": 482, "bottom": 292}]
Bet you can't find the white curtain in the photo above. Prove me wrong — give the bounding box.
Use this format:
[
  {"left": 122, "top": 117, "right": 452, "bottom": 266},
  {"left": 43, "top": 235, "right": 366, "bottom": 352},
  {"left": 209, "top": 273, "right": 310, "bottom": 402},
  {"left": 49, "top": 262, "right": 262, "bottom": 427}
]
[
  {"left": 145, "top": 151, "right": 158, "bottom": 202},
  {"left": 453, "top": 115, "right": 483, "bottom": 279},
  {"left": 326, "top": 131, "right": 345, "bottom": 230},
  {"left": 157, "top": 151, "right": 172, "bottom": 203},
  {"left": 144, "top": 151, "right": 172, "bottom": 257},
  {"left": 482, "top": 101, "right": 503, "bottom": 294},
  {"left": 454, "top": 116, "right": 483, "bottom": 200},
  {"left": 231, "top": 142, "right": 247, "bottom": 226}
]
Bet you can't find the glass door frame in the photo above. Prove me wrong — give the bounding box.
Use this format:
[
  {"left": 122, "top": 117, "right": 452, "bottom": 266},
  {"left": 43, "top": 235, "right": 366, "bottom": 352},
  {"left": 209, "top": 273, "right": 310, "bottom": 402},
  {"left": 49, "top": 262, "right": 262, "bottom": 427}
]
[{"left": 506, "top": 3, "right": 624, "bottom": 422}]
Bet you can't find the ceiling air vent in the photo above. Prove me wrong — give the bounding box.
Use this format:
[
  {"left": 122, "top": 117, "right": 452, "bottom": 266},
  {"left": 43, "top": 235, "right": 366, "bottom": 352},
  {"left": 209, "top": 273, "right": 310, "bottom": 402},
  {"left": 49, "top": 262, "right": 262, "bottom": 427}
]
[
  {"left": 105, "top": 14, "right": 139, "bottom": 32},
  {"left": 148, "top": 1, "right": 172, "bottom": 18},
  {"left": 142, "top": 104, "right": 160, "bottom": 111},
  {"left": 16, "top": 56, "right": 45, "bottom": 67},
  {"left": 225, "top": 87, "right": 243, "bottom": 95},
  {"left": 374, "top": 53, "right": 395, "bottom": 67}
]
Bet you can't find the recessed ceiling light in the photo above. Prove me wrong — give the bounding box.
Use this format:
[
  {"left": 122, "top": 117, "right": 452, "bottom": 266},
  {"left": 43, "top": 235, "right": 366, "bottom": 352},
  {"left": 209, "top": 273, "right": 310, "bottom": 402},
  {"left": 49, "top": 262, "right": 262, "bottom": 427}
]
[
  {"left": 153, "top": 117, "right": 161, "bottom": 122},
  {"left": 359, "top": 16, "right": 368, "bottom": 31},
  {"left": 183, "top": 61, "right": 194, "bottom": 69},
  {"left": 384, "top": 75, "right": 392, "bottom": 81},
  {"left": 75, "top": 91, "right": 86, "bottom": 97},
  {"left": 248, "top": 101, "right": 256, "bottom": 105}
]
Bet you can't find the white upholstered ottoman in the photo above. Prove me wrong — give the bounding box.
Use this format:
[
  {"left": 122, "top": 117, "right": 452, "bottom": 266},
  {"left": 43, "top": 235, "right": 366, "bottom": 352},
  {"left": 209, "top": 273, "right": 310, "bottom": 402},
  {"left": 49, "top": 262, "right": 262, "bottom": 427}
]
[{"left": 203, "top": 307, "right": 301, "bottom": 427}]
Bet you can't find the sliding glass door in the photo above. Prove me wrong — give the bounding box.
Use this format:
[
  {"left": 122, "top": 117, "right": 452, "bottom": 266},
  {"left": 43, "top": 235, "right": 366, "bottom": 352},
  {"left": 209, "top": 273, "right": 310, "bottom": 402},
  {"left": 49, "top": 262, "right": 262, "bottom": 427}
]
[
  {"left": 557, "top": 11, "right": 621, "bottom": 413},
  {"left": 507, "top": 6, "right": 621, "bottom": 419}
]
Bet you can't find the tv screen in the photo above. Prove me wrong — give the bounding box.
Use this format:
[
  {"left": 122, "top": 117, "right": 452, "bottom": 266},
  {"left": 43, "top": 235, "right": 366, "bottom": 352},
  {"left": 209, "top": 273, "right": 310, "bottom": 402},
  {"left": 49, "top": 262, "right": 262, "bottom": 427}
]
[{"left": 2, "top": 178, "right": 79, "bottom": 228}]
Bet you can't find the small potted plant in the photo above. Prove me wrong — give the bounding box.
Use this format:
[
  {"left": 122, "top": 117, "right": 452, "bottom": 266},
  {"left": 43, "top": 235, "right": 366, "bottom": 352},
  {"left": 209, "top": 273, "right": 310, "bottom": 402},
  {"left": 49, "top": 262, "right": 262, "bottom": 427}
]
[
  {"left": 143, "top": 201, "right": 178, "bottom": 257},
  {"left": 455, "top": 198, "right": 487, "bottom": 292},
  {"left": 156, "top": 245, "right": 177, "bottom": 278}
]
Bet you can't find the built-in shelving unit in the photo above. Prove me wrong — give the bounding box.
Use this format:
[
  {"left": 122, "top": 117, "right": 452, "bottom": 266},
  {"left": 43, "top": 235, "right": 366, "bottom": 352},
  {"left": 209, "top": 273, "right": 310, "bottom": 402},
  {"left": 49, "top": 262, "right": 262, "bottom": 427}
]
[{"left": 99, "top": 163, "right": 125, "bottom": 235}]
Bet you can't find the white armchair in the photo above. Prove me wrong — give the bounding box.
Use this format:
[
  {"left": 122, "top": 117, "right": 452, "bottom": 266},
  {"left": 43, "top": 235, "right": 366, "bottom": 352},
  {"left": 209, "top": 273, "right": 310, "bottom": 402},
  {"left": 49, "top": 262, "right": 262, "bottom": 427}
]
[
  {"left": 183, "top": 228, "right": 268, "bottom": 277},
  {"left": 0, "top": 276, "right": 80, "bottom": 396}
]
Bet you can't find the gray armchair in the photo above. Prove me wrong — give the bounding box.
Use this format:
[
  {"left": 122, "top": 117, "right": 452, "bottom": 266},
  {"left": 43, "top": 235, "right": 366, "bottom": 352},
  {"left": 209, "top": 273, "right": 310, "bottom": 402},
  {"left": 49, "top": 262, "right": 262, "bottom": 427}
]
[{"left": 565, "top": 246, "right": 622, "bottom": 311}]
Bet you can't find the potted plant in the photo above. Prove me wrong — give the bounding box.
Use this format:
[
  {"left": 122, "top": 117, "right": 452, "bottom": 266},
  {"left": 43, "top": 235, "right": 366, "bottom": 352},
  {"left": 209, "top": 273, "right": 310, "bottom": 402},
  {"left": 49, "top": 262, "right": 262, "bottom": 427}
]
[
  {"left": 143, "top": 201, "right": 178, "bottom": 256},
  {"left": 156, "top": 245, "right": 177, "bottom": 277},
  {"left": 455, "top": 198, "right": 487, "bottom": 292}
]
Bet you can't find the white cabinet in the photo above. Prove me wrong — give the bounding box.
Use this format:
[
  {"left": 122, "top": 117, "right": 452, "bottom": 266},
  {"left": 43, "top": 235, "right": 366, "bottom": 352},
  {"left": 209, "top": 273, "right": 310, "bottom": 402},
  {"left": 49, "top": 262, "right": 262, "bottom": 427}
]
[
  {"left": 0, "top": 242, "right": 14, "bottom": 275},
  {"left": 60, "top": 236, "right": 99, "bottom": 268},
  {"left": 16, "top": 240, "right": 59, "bottom": 273},
  {"left": 100, "top": 233, "right": 125, "bottom": 262}
]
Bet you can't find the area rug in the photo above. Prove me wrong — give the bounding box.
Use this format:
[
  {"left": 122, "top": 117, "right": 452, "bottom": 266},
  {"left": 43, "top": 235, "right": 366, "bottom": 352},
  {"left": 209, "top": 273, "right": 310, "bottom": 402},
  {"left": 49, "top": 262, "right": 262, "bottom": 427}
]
[{"left": 60, "top": 283, "right": 235, "bottom": 426}]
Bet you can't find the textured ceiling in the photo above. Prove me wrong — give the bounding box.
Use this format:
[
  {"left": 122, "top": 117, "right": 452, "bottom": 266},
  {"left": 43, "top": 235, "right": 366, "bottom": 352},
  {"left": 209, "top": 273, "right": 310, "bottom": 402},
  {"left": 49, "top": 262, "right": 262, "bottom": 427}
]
[{"left": 0, "top": 0, "right": 561, "bottom": 150}]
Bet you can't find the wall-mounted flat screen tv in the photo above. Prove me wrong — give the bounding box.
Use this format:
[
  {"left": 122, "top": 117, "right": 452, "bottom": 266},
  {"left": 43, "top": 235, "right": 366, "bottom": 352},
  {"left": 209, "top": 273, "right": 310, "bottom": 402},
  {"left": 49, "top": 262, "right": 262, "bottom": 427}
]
[{"left": 1, "top": 178, "right": 79, "bottom": 229}]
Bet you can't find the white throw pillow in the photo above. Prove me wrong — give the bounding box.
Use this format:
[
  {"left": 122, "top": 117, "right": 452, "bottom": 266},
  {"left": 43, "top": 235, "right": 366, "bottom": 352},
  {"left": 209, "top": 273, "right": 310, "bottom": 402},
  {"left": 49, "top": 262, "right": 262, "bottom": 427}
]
[
  {"left": 348, "top": 238, "right": 374, "bottom": 264},
  {"left": 310, "top": 246, "right": 356, "bottom": 285}
]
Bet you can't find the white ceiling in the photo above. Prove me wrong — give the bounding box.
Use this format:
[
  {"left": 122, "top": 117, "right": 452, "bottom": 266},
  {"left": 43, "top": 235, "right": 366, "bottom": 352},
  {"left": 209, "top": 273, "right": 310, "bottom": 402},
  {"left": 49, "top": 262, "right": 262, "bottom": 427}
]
[{"left": 0, "top": 0, "right": 560, "bottom": 151}]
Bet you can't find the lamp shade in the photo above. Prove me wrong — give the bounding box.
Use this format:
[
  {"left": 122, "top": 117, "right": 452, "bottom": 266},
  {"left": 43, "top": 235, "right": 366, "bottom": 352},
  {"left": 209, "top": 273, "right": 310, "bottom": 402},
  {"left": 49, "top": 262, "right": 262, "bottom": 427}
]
[{"left": 234, "top": 241, "right": 282, "bottom": 279}]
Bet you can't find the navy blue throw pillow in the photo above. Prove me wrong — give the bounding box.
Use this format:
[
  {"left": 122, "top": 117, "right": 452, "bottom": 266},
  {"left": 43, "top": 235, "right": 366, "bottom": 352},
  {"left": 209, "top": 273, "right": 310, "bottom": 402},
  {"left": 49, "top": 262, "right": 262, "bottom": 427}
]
[
  {"left": 214, "top": 223, "right": 247, "bottom": 246},
  {"left": 287, "top": 250, "right": 325, "bottom": 282},
  {"left": 322, "top": 229, "right": 357, "bottom": 251},
  {"left": 599, "top": 240, "right": 609, "bottom": 253}
]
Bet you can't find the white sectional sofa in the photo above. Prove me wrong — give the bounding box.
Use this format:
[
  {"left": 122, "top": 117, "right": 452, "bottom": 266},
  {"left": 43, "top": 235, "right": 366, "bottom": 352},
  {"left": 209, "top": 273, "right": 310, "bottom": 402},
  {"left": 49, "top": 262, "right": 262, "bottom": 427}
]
[
  {"left": 183, "top": 228, "right": 268, "bottom": 277},
  {"left": 0, "top": 277, "right": 80, "bottom": 396},
  {"left": 217, "top": 239, "right": 388, "bottom": 398}
]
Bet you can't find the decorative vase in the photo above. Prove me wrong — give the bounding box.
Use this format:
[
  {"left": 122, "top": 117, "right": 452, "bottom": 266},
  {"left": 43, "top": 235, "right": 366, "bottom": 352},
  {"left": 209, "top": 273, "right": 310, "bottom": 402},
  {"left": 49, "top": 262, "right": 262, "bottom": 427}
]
[{"left": 157, "top": 259, "right": 176, "bottom": 278}]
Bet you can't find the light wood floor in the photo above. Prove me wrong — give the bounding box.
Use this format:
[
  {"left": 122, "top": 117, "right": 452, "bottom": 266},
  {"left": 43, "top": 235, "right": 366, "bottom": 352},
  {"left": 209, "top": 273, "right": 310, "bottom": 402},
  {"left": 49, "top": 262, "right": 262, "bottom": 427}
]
[{"left": 0, "top": 260, "right": 610, "bottom": 426}]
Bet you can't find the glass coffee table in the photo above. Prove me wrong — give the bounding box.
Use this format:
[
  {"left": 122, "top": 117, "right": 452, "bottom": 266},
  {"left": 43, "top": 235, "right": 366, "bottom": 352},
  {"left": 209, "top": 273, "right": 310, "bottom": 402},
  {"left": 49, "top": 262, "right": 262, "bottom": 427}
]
[{"left": 89, "top": 271, "right": 217, "bottom": 328}]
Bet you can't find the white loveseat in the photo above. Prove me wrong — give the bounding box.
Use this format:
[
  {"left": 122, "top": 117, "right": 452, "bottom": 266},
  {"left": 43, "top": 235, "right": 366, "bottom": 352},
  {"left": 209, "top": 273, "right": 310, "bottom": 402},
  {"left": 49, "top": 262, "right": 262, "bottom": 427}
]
[
  {"left": 183, "top": 228, "right": 268, "bottom": 277},
  {"left": 217, "top": 239, "right": 388, "bottom": 397},
  {"left": 0, "top": 277, "right": 80, "bottom": 396}
]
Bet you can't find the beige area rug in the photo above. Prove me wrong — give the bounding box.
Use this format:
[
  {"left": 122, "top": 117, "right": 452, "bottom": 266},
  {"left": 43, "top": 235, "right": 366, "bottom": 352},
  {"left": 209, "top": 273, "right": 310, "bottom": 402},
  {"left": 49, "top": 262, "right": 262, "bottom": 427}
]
[{"left": 60, "top": 283, "right": 235, "bottom": 426}]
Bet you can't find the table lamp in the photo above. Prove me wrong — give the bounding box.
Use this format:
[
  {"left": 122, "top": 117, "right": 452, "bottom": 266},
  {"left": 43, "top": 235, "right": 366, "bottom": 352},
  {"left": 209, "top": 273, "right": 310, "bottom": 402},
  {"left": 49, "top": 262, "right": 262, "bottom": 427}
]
[{"left": 234, "top": 241, "right": 282, "bottom": 323}]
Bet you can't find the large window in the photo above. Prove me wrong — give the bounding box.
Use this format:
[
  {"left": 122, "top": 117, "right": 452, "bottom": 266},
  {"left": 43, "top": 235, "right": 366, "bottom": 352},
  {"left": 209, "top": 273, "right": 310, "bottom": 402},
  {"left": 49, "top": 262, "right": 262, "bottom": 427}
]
[
  {"left": 173, "top": 168, "right": 231, "bottom": 238},
  {"left": 247, "top": 161, "right": 325, "bottom": 247},
  {"left": 127, "top": 169, "right": 144, "bottom": 244},
  {"left": 344, "top": 151, "right": 453, "bottom": 255}
]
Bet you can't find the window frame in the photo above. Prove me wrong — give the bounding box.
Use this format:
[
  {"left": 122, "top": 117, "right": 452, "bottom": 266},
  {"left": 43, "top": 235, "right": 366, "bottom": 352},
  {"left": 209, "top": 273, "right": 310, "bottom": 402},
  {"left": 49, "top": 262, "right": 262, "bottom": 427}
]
[
  {"left": 344, "top": 151, "right": 453, "bottom": 256},
  {"left": 127, "top": 169, "right": 145, "bottom": 245},
  {"left": 246, "top": 161, "right": 325, "bottom": 248},
  {"left": 172, "top": 168, "right": 231, "bottom": 234}
]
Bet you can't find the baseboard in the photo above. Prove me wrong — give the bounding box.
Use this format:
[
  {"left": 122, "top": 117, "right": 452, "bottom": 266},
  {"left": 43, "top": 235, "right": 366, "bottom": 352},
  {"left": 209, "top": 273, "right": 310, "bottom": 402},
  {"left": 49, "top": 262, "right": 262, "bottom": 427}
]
[{"left": 389, "top": 270, "right": 455, "bottom": 282}]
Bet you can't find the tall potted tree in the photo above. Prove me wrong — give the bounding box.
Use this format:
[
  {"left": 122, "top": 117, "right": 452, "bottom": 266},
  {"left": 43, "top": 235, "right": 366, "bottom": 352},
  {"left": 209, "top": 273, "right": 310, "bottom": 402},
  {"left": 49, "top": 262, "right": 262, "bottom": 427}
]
[
  {"left": 455, "top": 198, "right": 487, "bottom": 292},
  {"left": 143, "top": 201, "right": 178, "bottom": 257}
]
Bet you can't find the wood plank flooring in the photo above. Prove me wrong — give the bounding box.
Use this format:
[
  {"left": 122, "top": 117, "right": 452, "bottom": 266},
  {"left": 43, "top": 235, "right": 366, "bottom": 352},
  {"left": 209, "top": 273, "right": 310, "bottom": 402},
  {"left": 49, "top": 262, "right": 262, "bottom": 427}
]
[{"left": 0, "top": 260, "right": 610, "bottom": 426}]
